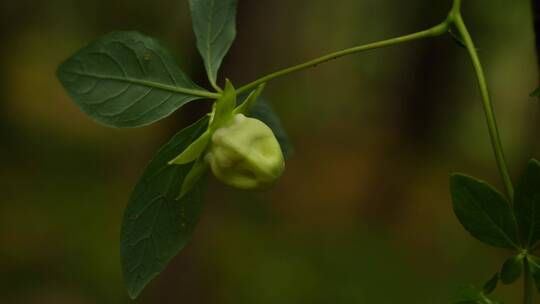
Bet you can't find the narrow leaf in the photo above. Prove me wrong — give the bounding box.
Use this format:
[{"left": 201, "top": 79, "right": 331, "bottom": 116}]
[
  {"left": 454, "top": 285, "right": 482, "bottom": 303},
  {"left": 527, "top": 255, "right": 540, "bottom": 293},
  {"left": 453, "top": 285, "right": 503, "bottom": 304},
  {"left": 450, "top": 174, "right": 519, "bottom": 249},
  {"left": 500, "top": 256, "right": 523, "bottom": 285},
  {"left": 248, "top": 98, "right": 293, "bottom": 158},
  {"left": 57, "top": 31, "right": 211, "bottom": 128},
  {"left": 169, "top": 130, "right": 210, "bottom": 165},
  {"left": 179, "top": 158, "right": 208, "bottom": 199},
  {"left": 483, "top": 273, "right": 499, "bottom": 295},
  {"left": 121, "top": 117, "right": 209, "bottom": 299},
  {"left": 234, "top": 83, "right": 266, "bottom": 115},
  {"left": 210, "top": 80, "right": 236, "bottom": 130},
  {"left": 514, "top": 159, "right": 540, "bottom": 247},
  {"left": 189, "top": 0, "right": 238, "bottom": 88}
]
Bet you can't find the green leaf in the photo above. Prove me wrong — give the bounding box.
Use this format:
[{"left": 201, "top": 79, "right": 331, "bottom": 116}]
[
  {"left": 483, "top": 273, "right": 499, "bottom": 295},
  {"left": 120, "top": 117, "right": 209, "bottom": 299},
  {"left": 450, "top": 174, "right": 519, "bottom": 249},
  {"left": 514, "top": 159, "right": 540, "bottom": 247},
  {"left": 234, "top": 84, "right": 266, "bottom": 115},
  {"left": 527, "top": 255, "right": 540, "bottom": 293},
  {"left": 210, "top": 79, "right": 236, "bottom": 130},
  {"left": 189, "top": 0, "right": 238, "bottom": 88},
  {"left": 454, "top": 285, "right": 483, "bottom": 303},
  {"left": 248, "top": 98, "right": 293, "bottom": 158},
  {"left": 179, "top": 157, "right": 208, "bottom": 199},
  {"left": 57, "top": 31, "right": 213, "bottom": 128},
  {"left": 500, "top": 255, "right": 523, "bottom": 285},
  {"left": 530, "top": 86, "right": 540, "bottom": 97},
  {"left": 169, "top": 130, "right": 211, "bottom": 165},
  {"left": 453, "top": 285, "right": 503, "bottom": 304}
]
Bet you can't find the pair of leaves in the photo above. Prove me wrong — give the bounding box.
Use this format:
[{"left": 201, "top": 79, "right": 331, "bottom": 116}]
[
  {"left": 481, "top": 259, "right": 523, "bottom": 296},
  {"left": 497, "top": 254, "right": 540, "bottom": 296},
  {"left": 450, "top": 160, "right": 540, "bottom": 250}
]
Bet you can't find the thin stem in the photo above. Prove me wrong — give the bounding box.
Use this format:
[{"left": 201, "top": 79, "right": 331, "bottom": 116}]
[
  {"left": 524, "top": 258, "right": 534, "bottom": 304},
  {"left": 236, "top": 21, "right": 451, "bottom": 95},
  {"left": 452, "top": 13, "right": 515, "bottom": 200},
  {"left": 211, "top": 81, "right": 223, "bottom": 93}
]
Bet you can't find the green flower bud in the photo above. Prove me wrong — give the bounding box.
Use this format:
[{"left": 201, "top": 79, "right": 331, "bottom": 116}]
[{"left": 205, "top": 114, "right": 285, "bottom": 190}]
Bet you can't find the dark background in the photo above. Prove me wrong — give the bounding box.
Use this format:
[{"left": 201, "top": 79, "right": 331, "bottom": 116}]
[{"left": 1, "top": 0, "right": 539, "bottom": 303}]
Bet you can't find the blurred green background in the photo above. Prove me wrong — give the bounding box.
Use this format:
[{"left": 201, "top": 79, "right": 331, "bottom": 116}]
[{"left": 1, "top": 0, "right": 539, "bottom": 303}]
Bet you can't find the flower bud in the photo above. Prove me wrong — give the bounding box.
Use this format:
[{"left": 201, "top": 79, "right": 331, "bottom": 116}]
[{"left": 205, "top": 114, "right": 285, "bottom": 190}]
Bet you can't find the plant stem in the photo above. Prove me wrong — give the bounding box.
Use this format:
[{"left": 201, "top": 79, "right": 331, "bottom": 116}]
[
  {"left": 236, "top": 21, "right": 451, "bottom": 95},
  {"left": 524, "top": 258, "right": 534, "bottom": 304},
  {"left": 452, "top": 13, "right": 515, "bottom": 200}
]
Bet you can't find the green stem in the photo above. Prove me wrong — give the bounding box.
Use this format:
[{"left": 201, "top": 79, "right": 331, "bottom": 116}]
[
  {"left": 524, "top": 258, "right": 534, "bottom": 304},
  {"left": 452, "top": 13, "right": 515, "bottom": 200},
  {"left": 236, "top": 21, "right": 451, "bottom": 95}
]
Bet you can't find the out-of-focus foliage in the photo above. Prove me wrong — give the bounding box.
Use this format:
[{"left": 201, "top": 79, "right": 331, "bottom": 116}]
[{"left": 0, "top": 0, "right": 539, "bottom": 303}]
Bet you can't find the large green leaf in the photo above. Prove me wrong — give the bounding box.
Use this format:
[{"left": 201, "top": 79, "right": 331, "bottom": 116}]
[
  {"left": 514, "top": 159, "right": 540, "bottom": 247},
  {"left": 120, "top": 117, "right": 209, "bottom": 299},
  {"left": 57, "top": 31, "right": 213, "bottom": 128},
  {"left": 450, "top": 174, "right": 519, "bottom": 249},
  {"left": 189, "top": 0, "right": 238, "bottom": 88}
]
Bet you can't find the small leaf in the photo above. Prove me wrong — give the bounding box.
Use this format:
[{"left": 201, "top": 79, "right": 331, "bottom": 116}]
[
  {"left": 514, "top": 159, "right": 540, "bottom": 247},
  {"left": 454, "top": 285, "right": 483, "bottom": 303},
  {"left": 500, "top": 255, "right": 523, "bottom": 285},
  {"left": 234, "top": 83, "right": 266, "bottom": 115},
  {"left": 483, "top": 273, "right": 499, "bottom": 295},
  {"left": 189, "top": 0, "right": 238, "bottom": 88},
  {"left": 248, "top": 98, "right": 293, "bottom": 158},
  {"left": 530, "top": 87, "right": 540, "bottom": 97},
  {"left": 450, "top": 174, "right": 519, "bottom": 249},
  {"left": 169, "top": 130, "right": 211, "bottom": 165},
  {"left": 57, "top": 31, "right": 212, "bottom": 128},
  {"left": 178, "top": 157, "right": 208, "bottom": 199},
  {"left": 121, "top": 117, "right": 209, "bottom": 299},
  {"left": 210, "top": 80, "right": 236, "bottom": 130},
  {"left": 527, "top": 255, "right": 540, "bottom": 293}
]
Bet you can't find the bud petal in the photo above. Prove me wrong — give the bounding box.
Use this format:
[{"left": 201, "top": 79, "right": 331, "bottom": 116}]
[{"left": 205, "top": 114, "right": 285, "bottom": 190}]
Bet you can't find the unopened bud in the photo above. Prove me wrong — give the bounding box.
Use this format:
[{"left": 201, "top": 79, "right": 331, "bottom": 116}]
[{"left": 205, "top": 114, "right": 285, "bottom": 190}]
